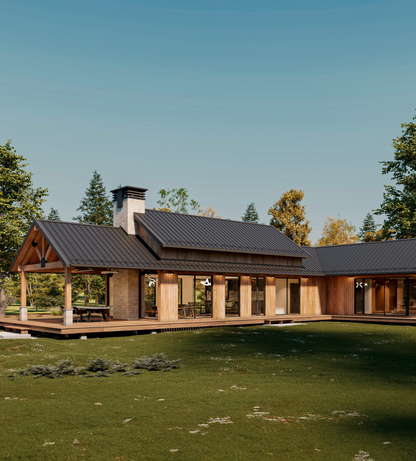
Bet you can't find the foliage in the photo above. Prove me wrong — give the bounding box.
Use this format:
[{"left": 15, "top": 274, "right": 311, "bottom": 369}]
[
  {"left": 316, "top": 215, "right": 359, "bottom": 246},
  {"left": 74, "top": 171, "right": 112, "bottom": 225},
  {"left": 268, "top": 189, "right": 312, "bottom": 245},
  {"left": 132, "top": 353, "right": 182, "bottom": 372},
  {"left": 242, "top": 202, "right": 259, "bottom": 223},
  {"left": 11, "top": 354, "right": 182, "bottom": 379},
  {"left": 359, "top": 213, "right": 377, "bottom": 239},
  {"left": 375, "top": 112, "right": 416, "bottom": 239},
  {"left": 25, "top": 274, "right": 64, "bottom": 310},
  {"left": 72, "top": 274, "right": 105, "bottom": 305},
  {"left": 46, "top": 208, "right": 61, "bottom": 221},
  {"left": 14, "top": 360, "right": 85, "bottom": 379},
  {"left": 155, "top": 188, "right": 200, "bottom": 214},
  {"left": 196, "top": 205, "right": 221, "bottom": 218},
  {"left": 0, "top": 140, "right": 48, "bottom": 315}
]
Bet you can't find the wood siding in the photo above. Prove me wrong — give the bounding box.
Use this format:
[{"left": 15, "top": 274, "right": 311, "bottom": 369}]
[
  {"left": 326, "top": 277, "right": 355, "bottom": 315},
  {"left": 240, "top": 276, "right": 252, "bottom": 318},
  {"left": 213, "top": 275, "right": 226, "bottom": 319},
  {"left": 112, "top": 269, "right": 140, "bottom": 320},
  {"left": 157, "top": 272, "right": 179, "bottom": 322},
  {"left": 301, "top": 277, "right": 327, "bottom": 315},
  {"left": 265, "top": 277, "right": 276, "bottom": 317}
]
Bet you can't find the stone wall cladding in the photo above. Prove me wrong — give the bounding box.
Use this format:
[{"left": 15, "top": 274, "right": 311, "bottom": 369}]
[{"left": 112, "top": 269, "right": 140, "bottom": 320}]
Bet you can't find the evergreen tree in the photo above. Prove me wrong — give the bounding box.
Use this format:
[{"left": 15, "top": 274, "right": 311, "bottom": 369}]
[
  {"left": 74, "top": 171, "right": 112, "bottom": 225},
  {"left": 47, "top": 207, "right": 61, "bottom": 221},
  {"left": 359, "top": 213, "right": 377, "bottom": 240},
  {"left": 0, "top": 140, "right": 48, "bottom": 315},
  {"left": 375, "top": 111, "right": 416, "bottom": 239},
  {"left": 268, "top": 189, "right": 312, "bottom": 246},
  {"left": 242, "top": 202, "right": 259, "bottom": 223}
]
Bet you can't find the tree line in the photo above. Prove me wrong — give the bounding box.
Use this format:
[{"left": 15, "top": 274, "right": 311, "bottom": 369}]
[{"left": 1, "top": 111, "right": 415, "bottom": 311}]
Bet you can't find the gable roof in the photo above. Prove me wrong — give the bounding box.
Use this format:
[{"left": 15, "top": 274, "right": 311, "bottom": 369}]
[
  {"left": 134, "top": 209, "right": 311, "bottom": 258},
  {"left": 311, "top": 239, "right": 416, "bottom": 276},
  {"left": 9, "top": 219, "right": 314, "bottom": 276}
]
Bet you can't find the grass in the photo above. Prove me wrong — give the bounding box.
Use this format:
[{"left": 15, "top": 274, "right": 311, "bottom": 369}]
[{"left": 0, "top": 322, "right": 415, "bottom": 460}]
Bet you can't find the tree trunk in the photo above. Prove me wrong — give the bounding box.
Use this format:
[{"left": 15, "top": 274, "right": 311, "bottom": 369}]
[{"left": 0, "top": 271, "right": 6, "bottom": 317}]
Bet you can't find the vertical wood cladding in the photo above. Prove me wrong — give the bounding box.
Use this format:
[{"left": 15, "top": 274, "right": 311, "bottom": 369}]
[
  {"left": 240, "top": 276, "right": 252, "bottom": 318},
  {"left": 301, "top": 277, "right": 327, "bottom": 315},
  {"left": 158, "top": 272, "right": 179, "bottom": 321},
  {"left": 213, "top": 275, "right": 226, "bottom": 319},
  {"left": 265, "top": 276, "right": 276, "bottom": 317},
  {"left": 112, "top": 269, "right": 140, "bottom": 320},
  {"left": 326, "top": 277, "right": 354, "bottom": 315}
]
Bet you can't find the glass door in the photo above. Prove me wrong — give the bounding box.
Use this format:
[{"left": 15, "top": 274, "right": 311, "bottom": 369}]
[{"left": 251, "top": 277, "right": 265, "bottom": 316}]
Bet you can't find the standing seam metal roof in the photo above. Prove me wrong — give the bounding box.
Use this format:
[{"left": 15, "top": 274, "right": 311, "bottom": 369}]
[{"left": 134, "top": 209, "right": 311, "bottom": 258}]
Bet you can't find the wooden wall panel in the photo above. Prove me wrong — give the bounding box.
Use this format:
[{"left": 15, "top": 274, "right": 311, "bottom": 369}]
[
  {"left": 240, "top": 276, "right": 252, "bottom": 318},
  {"left": 301, "top": 277, "right": 327, "bottom": 315},
  {"left": 213, "top": 275, "right": 225, "bottom": 319},
  {"left": 265, "top": 276, "right": 276, "bottom": 317},
  {"left": 112, "top": 269, "right": 140, "bottom": 320},
  {"left": 157, "top": 272, "right": 179, "bottom": 322},
  {"left": 326, "top": 277, "right": 355, "bottom": 315}
]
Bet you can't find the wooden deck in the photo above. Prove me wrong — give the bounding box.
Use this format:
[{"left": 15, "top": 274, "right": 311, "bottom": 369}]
[
  {"left": 0, "top": 314, "right": 331, "bottom": 337},
  {"left": 1, "top": 313, "right": 416, "bottom": 337}
]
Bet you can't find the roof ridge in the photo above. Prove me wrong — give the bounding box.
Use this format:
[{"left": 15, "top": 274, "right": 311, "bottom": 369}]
[
  {"left": 310, "top": 238, "right": 415, "bottom": 250},
  {"left": 144, "top": 209, "right": 270, "bottom": 227},
  {"left": 37, "top": 219, "right": 119, "bottom": 229}
]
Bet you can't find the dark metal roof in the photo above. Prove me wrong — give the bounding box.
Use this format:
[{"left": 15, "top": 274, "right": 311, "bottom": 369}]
[
  {"left": 135, "top": 209, "right": 311, "bottom": 258},
  {"left": 28, "top": 220, "right": 315, "bottom": 276},
  {"left": 312, "top": 239, "right": 416, "bottom": 276},
  {"left": 300, "top": 246, "right": 326, "bottom": 276}
]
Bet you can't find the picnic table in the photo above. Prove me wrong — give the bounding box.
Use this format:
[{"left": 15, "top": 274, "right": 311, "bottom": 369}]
[{"left": 74, "top": 306, "right": 111, "bottom": 322}]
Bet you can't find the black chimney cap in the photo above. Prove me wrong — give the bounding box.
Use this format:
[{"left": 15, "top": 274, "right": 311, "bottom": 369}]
[{"left": 110, "top": 186, "right": 147, "bottom": 207}]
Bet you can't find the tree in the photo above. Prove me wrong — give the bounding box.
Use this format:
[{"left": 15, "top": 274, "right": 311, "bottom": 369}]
[
  {"left": 74, "top": 171, "right": 112, "bottom": 225},
  {"left": 242, "top": 203, "right": 259, "bottom": 223},
  {"left": 47, "top": 207, "right": 61, "bottom": 221},
  {"left": 155, "top": 188, "right": 200, "bottom": 214},
  {"left": 316, "top": 215, "right": 359, "bottom": 246},
  {"left": 375, "top": 112, "right": 416, "bottom": 239},
  {"left": 197, "top": 205, "right": 221, "bottom": 219},
  {"left": 268, "top": 189, "right": 312, "bottom": 246},
  {"left": 0, "top": 141, "right": 48, "bottom": 315},
  {"left": 359, "top": 212, "right": 385, "bottom": 242}
]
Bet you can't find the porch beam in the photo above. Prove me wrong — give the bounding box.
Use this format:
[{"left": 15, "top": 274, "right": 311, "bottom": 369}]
[{"left": 18, "top": 261, "right": 64, "bottom": 272}]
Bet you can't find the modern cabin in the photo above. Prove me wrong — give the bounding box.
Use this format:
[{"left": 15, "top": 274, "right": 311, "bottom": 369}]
[{"left": 8, "top": 186, "right": 416, "bottom": 329}]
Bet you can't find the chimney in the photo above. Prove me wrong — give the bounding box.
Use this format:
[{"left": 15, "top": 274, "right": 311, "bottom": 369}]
[{"left": 110, "top": 186, "right": 148, "bottom": 234}]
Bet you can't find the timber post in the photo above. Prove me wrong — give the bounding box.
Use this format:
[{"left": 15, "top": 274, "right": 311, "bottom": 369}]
[
  {"left": 19, "top": 270, "right": 28, "bottom": 321},
  {"left": 63, "top": 267, "right": 73, "bottom": 326}
]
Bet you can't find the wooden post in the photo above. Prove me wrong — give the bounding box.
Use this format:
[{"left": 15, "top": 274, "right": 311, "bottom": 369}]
[
  {"left": 157, "top": 272, "right": 178, "bottom": 322},
  {"left": 19, "top": 270, "right": 28, "bottom": 321},
  {"left": 63, "top": 267, "right": 73, "bottom": 326},
  {"left": 213, "top": 275, "right": 225, "bottom": 319},
  {"left": 240, "top": 276, "right": 252, "bottom": 318},
  {"left": 265, "top": 276, "right": 276, "bottom": 317}
]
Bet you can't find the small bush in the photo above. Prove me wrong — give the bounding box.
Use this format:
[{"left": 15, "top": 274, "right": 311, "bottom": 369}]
[{"left": 132, "top": 353, "right": 182, "bottom": 372}]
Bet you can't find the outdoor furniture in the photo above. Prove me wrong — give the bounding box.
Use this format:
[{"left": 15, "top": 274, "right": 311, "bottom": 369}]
[
  {"left": 145, "top": 303, "right": 158, "bottom": 317},
  {"left": 178, "top": 305, "right": 194, "bottom": 318},
  {"left": 74, "top": 306, "right": 111, "bottom": 322}
]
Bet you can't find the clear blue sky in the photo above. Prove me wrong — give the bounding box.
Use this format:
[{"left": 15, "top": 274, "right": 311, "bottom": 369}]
[{"left": 1, "top": 0, "right": 415, "bottom": 242}]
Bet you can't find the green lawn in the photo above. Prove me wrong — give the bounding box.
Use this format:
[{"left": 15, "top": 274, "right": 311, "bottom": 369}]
[{"left": 0, "top": 322, "right": 415, "bottom": 461}]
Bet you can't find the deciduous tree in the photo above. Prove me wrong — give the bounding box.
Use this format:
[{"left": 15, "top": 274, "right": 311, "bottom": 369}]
[
  {"left": 316, "top": 215, "right": 359, "bottom": 246},
  {"left": 375, "top": 112, "right": 416, "bottom": 239},
  {"left": 242, "top": 203, "right": 259, "bottom": 223},
  {"left": 74, "top": 171, "right": 112, "bottom": 225},
  {"left": 155, "top": 188, "right": 200, "bottom": 214},
  {"left": 197, "top": 205, "right": 221, "bottom": 219},
  {"left": 0, "top": 141, "right": 48, "bottom": 315},
  {"left": 268, "top": 189, "right": 312, "bottom": 246}
]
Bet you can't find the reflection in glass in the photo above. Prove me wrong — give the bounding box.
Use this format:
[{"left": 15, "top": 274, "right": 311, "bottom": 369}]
[
  {"left": 225, "top": 277, "right": 240, "bottom": 317},
  {"left": 144, "top": 273, "right": 158, "bottom": 318},
  {"left": 251, "top": 277, "right": 265, "bottom": 316},
  {"left": 177, "top": 275, "right": 212, "bottom": 319},
  {"left": 409, "top": 278, "right": 416, "bottom": 316},
  {"left": 385, "top": 278, "right": 406, "bottom": 315},
  {"left": 355, "top": 278, "right": 364, "bottom": 314},
  {"left": 288, "top": 279, "right": 300, "bottom": 314}
]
